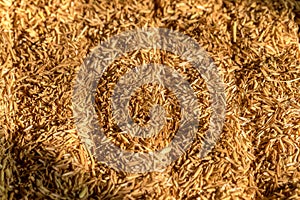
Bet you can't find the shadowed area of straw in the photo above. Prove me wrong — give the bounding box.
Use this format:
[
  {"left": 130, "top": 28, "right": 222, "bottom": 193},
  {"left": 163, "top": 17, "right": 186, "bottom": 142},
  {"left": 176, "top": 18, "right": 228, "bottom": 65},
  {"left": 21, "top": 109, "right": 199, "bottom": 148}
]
[{"left": 0, "top": 0, "right": 300, "bottom": 199}]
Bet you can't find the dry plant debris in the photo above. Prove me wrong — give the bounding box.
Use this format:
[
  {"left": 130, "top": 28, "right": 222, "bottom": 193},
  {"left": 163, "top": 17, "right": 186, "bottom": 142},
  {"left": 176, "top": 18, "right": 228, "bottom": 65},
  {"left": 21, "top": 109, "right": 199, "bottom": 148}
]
[
  {"left": 0, "top": 0, "right": 300, "bottom": 199},
  {"left": 94, "top": 49, "right": 210, "bottom": 153}
]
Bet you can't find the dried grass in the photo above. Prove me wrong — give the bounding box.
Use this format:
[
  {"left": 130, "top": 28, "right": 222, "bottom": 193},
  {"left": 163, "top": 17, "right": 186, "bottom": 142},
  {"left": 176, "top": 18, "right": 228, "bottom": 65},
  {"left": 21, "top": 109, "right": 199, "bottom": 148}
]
[{"left": 0, "top": 0, "right": 300, "bottom": 199}]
